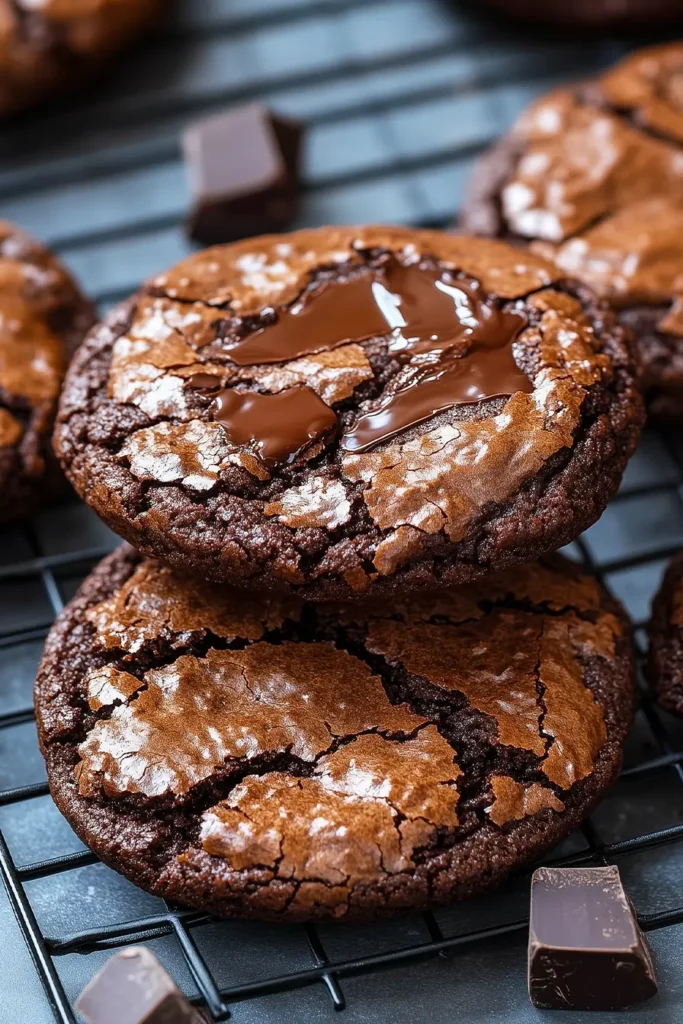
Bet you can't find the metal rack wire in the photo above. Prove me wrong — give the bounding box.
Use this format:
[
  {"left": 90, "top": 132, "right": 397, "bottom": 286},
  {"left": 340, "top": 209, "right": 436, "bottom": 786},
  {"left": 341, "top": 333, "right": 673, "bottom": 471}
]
[{"left": 1, "top": 1, "right": 683, "bottom": 1021}]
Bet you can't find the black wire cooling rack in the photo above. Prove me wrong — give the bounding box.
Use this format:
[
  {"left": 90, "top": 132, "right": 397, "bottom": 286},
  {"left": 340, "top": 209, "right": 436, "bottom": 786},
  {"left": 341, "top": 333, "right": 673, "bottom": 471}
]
[{"left": 2, "top": 2, "right": 683, "bottom": 1021}]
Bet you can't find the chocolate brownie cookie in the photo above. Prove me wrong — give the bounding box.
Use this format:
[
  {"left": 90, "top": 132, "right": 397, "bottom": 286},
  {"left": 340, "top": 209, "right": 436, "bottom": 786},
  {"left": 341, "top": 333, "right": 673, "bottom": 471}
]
[
  {"left": 0, "top": 222, "right": 93, "bottom": 524},
  {"left": 0, "top": 0, "right": 164, "bottom": 117},
  {"left": 476, "top": 0, "right": 683, "bottom": 27},
  {"left": 55, "top": 226, "right": 643, "bottom": 600},
  {"left": 460, "top": 43, "right": 683, "bottom": 420},
  {"left": 648, "top": 554, "right": 683, "bottom": 716},
  {"left": 35, "top": 545, "right": 635, "bottom": 923}
]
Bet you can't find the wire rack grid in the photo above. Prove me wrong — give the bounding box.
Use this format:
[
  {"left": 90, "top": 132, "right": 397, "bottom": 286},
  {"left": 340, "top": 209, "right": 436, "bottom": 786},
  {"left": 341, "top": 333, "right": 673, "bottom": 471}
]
[{"left": 1, "top": 1, "right": 683, "bottom": 1021}]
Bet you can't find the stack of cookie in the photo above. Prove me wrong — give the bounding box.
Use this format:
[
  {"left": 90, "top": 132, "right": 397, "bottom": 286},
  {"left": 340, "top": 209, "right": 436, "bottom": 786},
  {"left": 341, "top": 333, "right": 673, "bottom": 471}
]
[{"left": 34, "top": 223, "right": 645, "bottom": 922}]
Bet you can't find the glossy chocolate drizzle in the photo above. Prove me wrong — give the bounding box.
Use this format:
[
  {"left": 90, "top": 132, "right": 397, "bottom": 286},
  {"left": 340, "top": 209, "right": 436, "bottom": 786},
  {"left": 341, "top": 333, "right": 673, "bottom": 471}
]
[
  {"left": 190, "top": 259, "right": 531, "bottom": 464},
  {"left": 223, "top": 273, "right": 393, "bottom": 365},
  {"left": 209, "top": 384, "right": 337, "bottom": 467}
]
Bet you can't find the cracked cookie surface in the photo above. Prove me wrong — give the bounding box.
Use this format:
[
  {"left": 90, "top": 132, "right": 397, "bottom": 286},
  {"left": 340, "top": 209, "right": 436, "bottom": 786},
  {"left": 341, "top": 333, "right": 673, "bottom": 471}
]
[
  {"left": 648, "top": 553, "right": 683, "bottom": 716},
  {"left": 55, "top": 226, "right": 643, "bottom": 600},
  {"left": 0, "top": 221, "right": 93, "bottom": 523},
  {"left": 35, "top": 545, "right": 635, "bottom": 922},
  {"left": 0, "top": 0, "right": 164, "bottom": 117},
  {"left": 460, "top": 42, "right": 683, "bottom": 420}
]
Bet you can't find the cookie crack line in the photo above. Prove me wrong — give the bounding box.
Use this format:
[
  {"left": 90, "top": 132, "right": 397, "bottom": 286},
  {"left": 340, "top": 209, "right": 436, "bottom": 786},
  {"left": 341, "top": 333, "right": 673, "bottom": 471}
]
[
  {"left": 533, "top": 644, "right": 555, "bottom": 767},
  {"left": 70, "top": 582, "right": 610, "bottom": 725},
  {"left": 67, "top": 618, "right": 555, "bottom": 827},
  {"left": 591, "top": 89, "right": 683, "bottom": 176},
  {"left": 103, "top": 343, "right": 624, "bottom": 479},
  {"left": 74, "top": 260, "right": 596, "bottom": 455},
  {"left": 503, "top": 81, "right": 683, "bottom": 245},
  {"left": 73, "top": 669, "right": 443, "bottom": 822},
  {"left": 307, "top": 621, "right": 555, "bottom": 797},
  {"left": 75, "top": 722, "right": 449, "bottom": 863}
]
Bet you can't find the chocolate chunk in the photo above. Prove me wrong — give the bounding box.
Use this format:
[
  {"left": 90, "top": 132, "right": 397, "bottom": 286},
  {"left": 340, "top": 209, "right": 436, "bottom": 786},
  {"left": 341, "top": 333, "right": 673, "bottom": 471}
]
[
  {"left": 184, "top": 103, "right": 303, "bottom": 245},
  {"left": 528, "top": 866, "right": 658, "bottom": 1011},
  {"left": 76, "top": 946, "right": 207, "bottom": 1024}
]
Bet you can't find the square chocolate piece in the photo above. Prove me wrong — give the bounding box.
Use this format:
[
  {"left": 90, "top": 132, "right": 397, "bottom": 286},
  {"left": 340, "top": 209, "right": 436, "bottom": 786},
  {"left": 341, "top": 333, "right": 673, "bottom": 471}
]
[
  {"left": 528, "top": 866, "right": 658, "bottom": 1011},
  {"left": 76, "top": 946, "right": 208, "bottom": 1024},
  {"left": 183, "top": 103, "right": 303, "bottom": 245}
]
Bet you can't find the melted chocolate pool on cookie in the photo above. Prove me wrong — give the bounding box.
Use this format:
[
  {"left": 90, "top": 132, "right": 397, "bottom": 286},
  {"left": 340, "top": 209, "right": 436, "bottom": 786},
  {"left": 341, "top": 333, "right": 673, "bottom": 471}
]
[
  {"left": 189, "top": 259, "right": 530, "bottom": 463},
  {"left": 213, "top": 385, "right": 338, "bottom": 468}
]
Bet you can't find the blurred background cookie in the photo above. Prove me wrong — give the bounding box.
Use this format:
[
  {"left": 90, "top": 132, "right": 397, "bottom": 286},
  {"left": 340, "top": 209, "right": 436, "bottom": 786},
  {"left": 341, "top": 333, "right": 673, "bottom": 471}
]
[
  {"left": 0, "top": 221, "right": 93, "bottom": 523},
  {"left": 460, "top": 43, "right": 683, "bottom": 419},
  {"left": 0, "top": 0, "right": 165, "bottom": 116}
]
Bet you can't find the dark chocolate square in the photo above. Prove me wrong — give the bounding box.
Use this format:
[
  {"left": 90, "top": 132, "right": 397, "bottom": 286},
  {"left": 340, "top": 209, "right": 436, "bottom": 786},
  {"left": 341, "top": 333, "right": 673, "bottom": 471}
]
[
  {"left": 528, "top": 866, "right": 658, "bottom": 1011},
  {"left": 76, "top": 946, "right": 208, "bottom": 1024},
  {"left": 184, "top": 103, "right": 303, "bottom": 245}
]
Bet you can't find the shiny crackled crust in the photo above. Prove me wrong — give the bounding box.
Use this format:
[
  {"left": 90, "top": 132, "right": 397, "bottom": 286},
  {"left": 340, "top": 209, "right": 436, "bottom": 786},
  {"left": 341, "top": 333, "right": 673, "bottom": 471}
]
[
  {"left": 648, "top": 554, "right": 683, "bottom": 716},
  {"left": 0, "top": 0, "right": 164, "bottom": 117},
  {"left": 460, "top": 43, "right": 683, "bottom": 420},
  {"left": 0, "top": 221, "right": 93, "bottom": 523},
  {"left": 35, "top": 545, "right": 635, "bottom": 923},
  {"left": 55, "top": 226, "right": 643, "bottom": 600}
]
